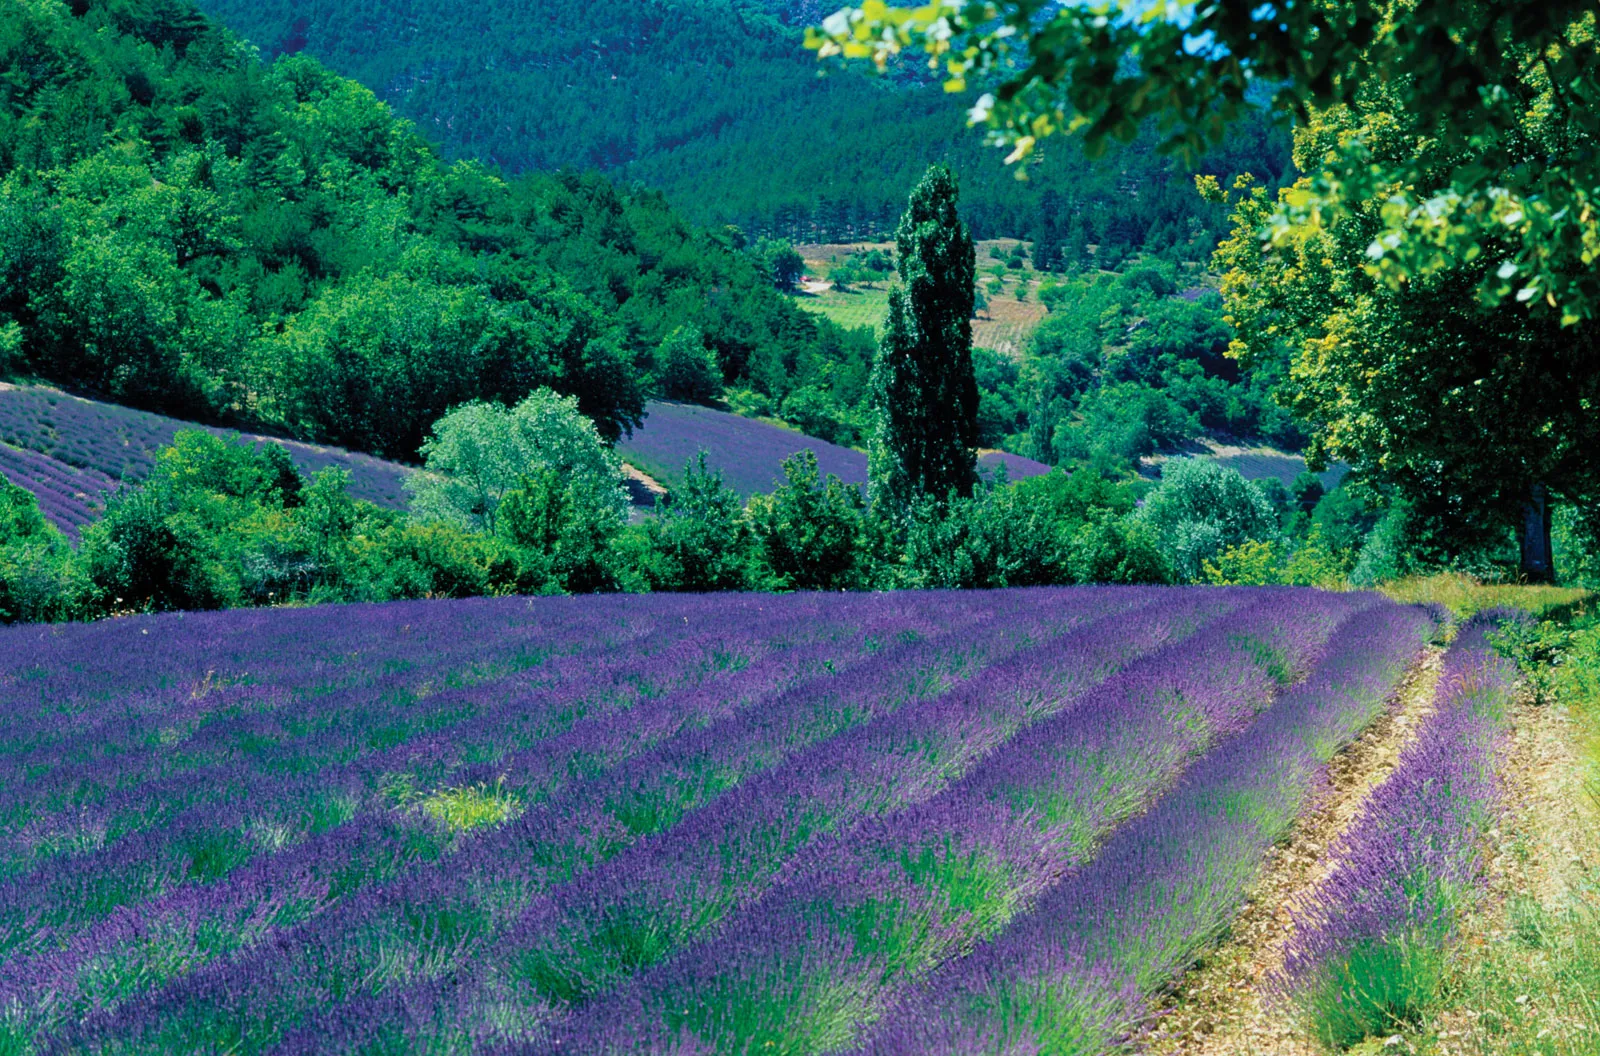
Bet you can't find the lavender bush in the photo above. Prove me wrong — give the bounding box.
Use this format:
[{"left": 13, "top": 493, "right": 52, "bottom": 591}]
[
  {"left": 272, "top": 590, "right": 1226, "bottom": 1052},
  {"left": 540, "top": 590, "right": 1370, "bottom": 1055},
  {"left": 1276, "top": 611, "right": 1521, "bottom": 1048},
  {"left": 846, "top": 599, "right": 1437, "bottom": 1054}
]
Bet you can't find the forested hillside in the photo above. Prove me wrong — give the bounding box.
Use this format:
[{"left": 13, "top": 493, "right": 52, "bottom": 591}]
[
  {"left": 0, "top": 0, "right": 875, "bottom": 459},
  {"left": 187, "top": 0, "right": 1292, "bottom": 249}
]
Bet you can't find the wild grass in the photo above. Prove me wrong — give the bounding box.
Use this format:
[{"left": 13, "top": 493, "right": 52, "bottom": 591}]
[
  {"left": 1431, "top": 885, "right": 1600, "bottom": 1055},
  {"left": 419, "top": 780, "right": 524, "bottom": 833},
  {"left": 1380, "top": 572, "right": 1591, "bottom": 621}
]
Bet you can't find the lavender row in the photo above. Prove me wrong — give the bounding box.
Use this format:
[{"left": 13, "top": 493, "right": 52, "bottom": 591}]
[
  {"left": 35, "top": 591, "right": 1108, "bottom": 1052},
  {"left": 0, "top": 595, "right": 707, "bottom": 875},
  {"left": 269, "top": 589, "right": 1225, "bottom": 1052},
  {"left": 1275, "top": 612, "right": 1520, "bottom": 1048},
  {"left": 1, "top": 591, "right": 877, "bottom": 843},
  {"left": 0, "top": 602, "right": 853, "bottom": 959},
  {"left": 0, "top": 442, "right": 113, "bottom": 533},
  {"left": 0, "top": 596, "right": 983, "bottom": 961},
  {"left": 535, "top": 590, "right": 1375, "bottom": 1055},
  {"left": 0, "top": 595, "right": 985, "bottom": 1024},
  {"left": 848, "top": 598, "right": 1437, "bottom": 1055}
]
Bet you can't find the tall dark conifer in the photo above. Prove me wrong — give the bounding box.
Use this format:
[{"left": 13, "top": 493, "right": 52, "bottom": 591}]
[{"left": 868, "top": 165, "right": 978, "bottom": 516}]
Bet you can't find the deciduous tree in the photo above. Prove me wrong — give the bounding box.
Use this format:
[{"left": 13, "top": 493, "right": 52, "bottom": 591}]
[
  {"left": 406, "top": 390, "right": 626, "bottom": 536},
  {"left": 1212, "top": 94, "right": 1600, "bottom": 582},
  {"left": 810, "top": 1, "right": 1599, "bottom": 324}
]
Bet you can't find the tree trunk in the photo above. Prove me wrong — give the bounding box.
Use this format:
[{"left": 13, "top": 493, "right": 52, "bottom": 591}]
[{"left": 1519, "top": 483, "right": 1555, "bottom": 583}]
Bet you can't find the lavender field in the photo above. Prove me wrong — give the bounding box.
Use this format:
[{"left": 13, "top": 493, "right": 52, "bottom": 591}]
[
  {"left": 0, "top": 588, "right": 1443, "bottom": 1054},
  {"left": 0, "top": 442, "right": 115, "bottom": 538},
  {"left": 618, "top": 401, "right": 1050, "bottom": 498},
  {"left": 0, "top": 386, "right": 412, "bottom": 530},
  {"left": 1277, "top": 612, "right": 1518, "bottom": 1045}
]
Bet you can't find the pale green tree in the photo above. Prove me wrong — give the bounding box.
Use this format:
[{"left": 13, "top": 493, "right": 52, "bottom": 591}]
[
  {"left": 1137, "top": 458, "right": 1279, "bottom": 582},
  {"left": 406, "top": 389, "right": 626, "bottom": 535}
]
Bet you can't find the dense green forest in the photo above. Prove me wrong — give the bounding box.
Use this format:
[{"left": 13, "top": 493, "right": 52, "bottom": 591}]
[
  {"left": 185, "top": 0, "right": 1291, "bottom": 249},
  {"left": 976, "top": 264, "right": 1302, "bottom": 467},
  {"left": 0, "top": 0, "right": 1302, "bottom": 472},
  {"left": 0, "top": 0, "right": 890, "bottom": 458}
]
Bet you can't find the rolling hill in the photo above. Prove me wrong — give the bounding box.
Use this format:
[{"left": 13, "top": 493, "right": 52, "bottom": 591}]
[
  {"left": 0, "top": 386, "right": 1064, "bottom": 534},
  {"left": 0, "top": 385, "right": 412, "bottom": 532},
  {"left": 619, "top": 400, "right": 1053, "bottom": 498}
]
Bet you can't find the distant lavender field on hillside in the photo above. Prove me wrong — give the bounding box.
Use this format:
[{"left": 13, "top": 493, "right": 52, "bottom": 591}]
[
  {"left": 0, "top": 587, "right": 1453, "bottom": 1054},
  {"left": 0, "top": 386, "right": 412, "bottom": 530},
  {"left": 618, "top": 400, "right": 1050, "bottom": 497},
  {"left": 0, "top": 442, "right": 115, "bottom": 537}
]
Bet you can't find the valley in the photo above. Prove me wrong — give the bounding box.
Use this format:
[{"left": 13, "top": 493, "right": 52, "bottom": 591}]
[{"left": 0, "top": 3, "right": 1597, "bottom": 1054}]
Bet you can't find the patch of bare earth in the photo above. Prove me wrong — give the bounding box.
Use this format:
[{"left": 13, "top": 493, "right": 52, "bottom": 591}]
[
  {"left": 621, "top": 463, "right": 668, "bottom": 520},
  {"left": 1141, "top": 645, "right": 1449, "bottom": 1056}
]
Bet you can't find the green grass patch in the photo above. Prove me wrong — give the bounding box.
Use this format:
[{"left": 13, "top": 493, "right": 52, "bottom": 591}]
[
  {"left": 419, "top": 780, "right": 523, "bottom": 833},
  {"left": 792, "top": 287, "right": 892, "bottom": 335},
  {"left": 1380, "top": 572, "right": 1591, "bottom": 621}
]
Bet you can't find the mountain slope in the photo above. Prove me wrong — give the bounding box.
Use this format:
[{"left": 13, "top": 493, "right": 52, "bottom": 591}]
[
  {"left": 190, "top": 0, "right": 1292, "bottom": 246},
  {"left": 0, "top": 0, "right": 864, "bottom": 461}
]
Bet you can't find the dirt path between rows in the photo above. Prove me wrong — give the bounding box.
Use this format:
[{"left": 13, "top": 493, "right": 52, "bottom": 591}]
[{"left": 1141, "top": 644, "right": 1449, "bottom": 1056}]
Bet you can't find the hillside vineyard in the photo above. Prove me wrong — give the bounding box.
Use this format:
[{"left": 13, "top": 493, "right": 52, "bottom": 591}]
[{"left": 0, "top": 587, "right": 1439, "bottom": 1052}]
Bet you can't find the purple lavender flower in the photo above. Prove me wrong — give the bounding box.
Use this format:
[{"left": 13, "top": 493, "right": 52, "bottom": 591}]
[
  {"left": 0, "top": 588, "right": 1452, "bottom": 1056},
  {"left": 1275, "top": 611, "right": 1518, "bottom": 1047}
]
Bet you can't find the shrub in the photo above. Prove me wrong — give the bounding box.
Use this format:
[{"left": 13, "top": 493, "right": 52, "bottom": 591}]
[
  {"left": 407, "top": 390, "right": 627, "bottom": 535},
  {"left": 899, "top": 486, "right": 1070, "bottom": 589},
  {"left": 357, "top": 520, "right": 524, "bottom": 600},
  {"left": 748, "top": 451, "right": 865, "bottom": 591},
  {"left": 632, "top": 452, "right": 754, "bottom": 592},
  {"left": 1138, "top": 458, "right": 1279, "bottom": 581},
  {"left": 1351, "top": 503, "right": 1413, "bottom": 587},
  {"left": 497, "top": 466, "right": 624, "bottom": 594},
  {"left": 0, "top": 482, "right": 77, "bottom": 622},
  {"left": 1065, "top": 511, "right": 1172, "bottom": 584},
  {"left": 79, "top": 484, "right": 236, "bottom": 613},
  {"left": 1203, "top": 538, "right": 1283, "bottom": 585}
]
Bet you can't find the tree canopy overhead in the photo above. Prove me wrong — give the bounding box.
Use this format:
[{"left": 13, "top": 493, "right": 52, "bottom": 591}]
[
  {"left": 1214, "top": 95, "right": 1600, "bottom": 581},
  {"left": 810, "top": 1, "right": 1599, "bottom": 323}
]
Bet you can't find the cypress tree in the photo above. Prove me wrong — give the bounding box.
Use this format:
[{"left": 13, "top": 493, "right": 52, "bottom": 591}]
[{"left": 868, "top": 165, "right": 979, "bottom": 516}]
